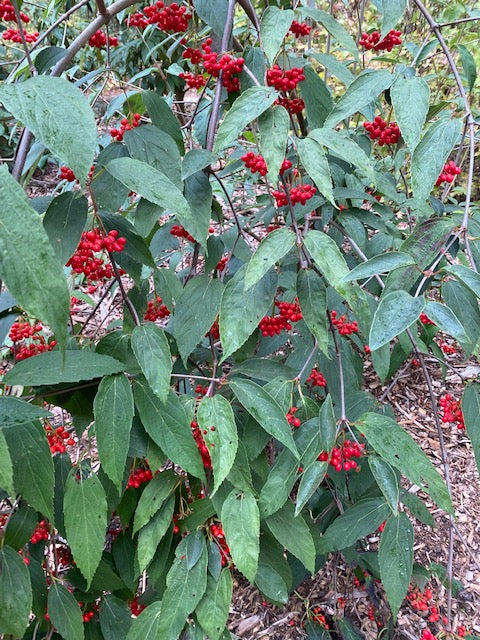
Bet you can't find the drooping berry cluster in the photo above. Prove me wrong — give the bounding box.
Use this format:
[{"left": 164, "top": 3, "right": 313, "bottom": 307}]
[
  {"left": 286, "top": 406, "right": 301, "bottom": 428},
  {"left": 109, "top": 112, "right": 141, "bottom": 142},
  {"left": 276, "top": 96, "right": 305, "bottom": 114},
  {"left": 267, "top": 64, "right": 305, "bottom": 92},
  {"left": 364, "top": 117, "right": 401, "bottom": 146},
  {"left": 259, "top": 299, "right": 303, "bottom": 337},
  {"left": 144, "top": 297, "right": 170, "bottom": 321},
  {"left": 129, "top": 596, "right": 147, "bottom": 617},
  {"left": 30, "top": 520, "right": 50, "bottom": 544},
  {"left": 170, "top": 224, "right": 195, "bottom": 242},
  {"left": 318, "top": 440, "right": 365, "bottom": 471},
  {"left": 210, "top": 522, "right": 231, "bottom": 567},
  {"left": 126, "top": 11, "right": 149, "bottom": 28},
  {"left": 435, "top": 160, "right": 461, "bottom": 187},
  {"left": 132, "top": 1, "right": 192, "bottom": 32},
  {"left": 194, "top": 384, "right": 208, "bottom": 396},
  {"left": 359, "top": 29, "right": 402, "bottom": 52},
  {"left": 79, "top": 602, "right": 99, "bottom": 623},
  {"left": 88, "top": 30, "right": 119, "bottom": 48},
  {"left": 191, "top": 420, "right": 212, "bottom": 469},
  {"left": 306, "top": 368, "right": 327, "bottom": 388},
  {"left": 9, "top": 321, "right": 56, "bottom": 360},
  {"left": 126, "top": 466, "right": 153, "bottom": 488},
  {"left": 420, "top": 312, "right": 435, "bottom": 326},
  {"left": 331, "top": 310, "right": 358, "bottom": 335},
  {"left": 208, "top": 320, "right": 220, "bottom": 340},
  {"left": 241, "top": 151, "right": 292, "bottom": 177},
  {"left": 290, "top": 20, "right": 311, "bottom": 37},
  {"left": 215, "top": 256, "right": 228, "bottom": 272},
  {"left": 45, "top": 423, "right": 75, "bottom": 454},
  {"left": 272, "top": 183, "right": 316, "bottom": 207},
  {"left": 2, "top": 27, "right": 38, "bottom": 42},
  {"left": 0, "top": 0, "right": 29, "bottom": 22},
  {"left": 66, "top": 228, "right": 126, "bottom": 282},
  {"left": 60, "top": 166, "right": 76, "bottom": 182},
  {"left": 439, "top": 394, "right": 465, "bottom": 430},
  {"left": 181, "top": 39, "right": 244, "bottom": 92}
]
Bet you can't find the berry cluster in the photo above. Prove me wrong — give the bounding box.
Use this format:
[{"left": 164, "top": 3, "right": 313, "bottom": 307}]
[
  {"left": 437, "top": 340, "right": 456, "bottom": 355},
  {"left": 170, "top": 224, "right": 195, "bottom": 242},
  {"left": 88, "top": 30, "right": 119, "bottom": 48},
  {"left": 308, "top": 607, "right": 329, "bottom": 629},
  {"left": 241, "top": 151, "right": 292, "bottom": 177},
  {"left": 126, "top": 11, "right": 149, "bottom": 28},
  {"left": 215, "top": 256, "right": 228, "bottom": 272},
  {"left": 420, "top": 312, "right": 435, "bottom": 326},
  {"left": 331, "top": 310, "right": 358, "bottom": 335},
  {"left": 60, "top": 166, "right": 76, "bottom": 182},
  {"left": 180, "top": 39, "right": 244, "bottom": 92},
  {"left": 178, "top": 71, "right": 206, "bottom": 89},
  {"left": 144, "top": 296, "right": 170, "bottom": 321},
  {"left": 0, "top": 0, "right": 29, "bottom": 21},
  {"left": 194, "top": 384, "right": 208, "bottom": 396},
  {"left": 276, "top": 96, "right": 305, "bottom": 114},
  {"left": 286, "top": 406, "right": 301, "bottom": 428},
  {"left": 318, "top": 440, "right": 365, "bottom": 471},
  {"left": 45, "top": 423, "right": 75, "bottom": 454},
  {"left": 267, "top": 64, "right": 305, "bottom": 92},
  {"left": 126, "top": 466, "right": 153, "bottom": 488},
  {"left": 272, "top": 183, "right": 317, "bottom": 207},
  {"left": 30, "top": 520, "right": 50, "bottom": 544},
  {"left": 79, "top": 602, "right": 99, "bottom": 623},
  {"left": 191, "top": 420, "right": 212, "bottom": 469},
  {"left": 208, "top": 320, "right": 220, "bottom": 340},
  {"left": 66, "top": 228, "right": 126, "bottom": 282},
  {"left": 359, "top": 29, "right": 402, "bottom": 52},
  {"left": 129, "top": 596, "right": 147, "bottom": 617},
  {"left": 439, "top": 394, "right": 465, "bottom": 430},
  {"left": 290, "top": 20, "right": 311, "bottom": 37},
  {"left": 143, "top": 1, "right": 191, "bottom": 32},
  {"left": 110, "top": 112, "right": 141, "bottom": 142},
  {"left": 9, "top": 321, "right": 56, "bottom": 361},
  {"left": 210, "top": 522, "right": 230, "bottom": 567},
  {"left": 306, "top": 368, "right": 327, "bottom": 388},
  {"left": 407, "top": 586, "right": 442, "bottom": 623},
  {"left": 2, "top": 27, "right": 38, "bottom": 42},
  {"left": 435, "top": 160, "right": 461, "bottom": 187},
  {"left": 259, "top": 299, "right": 303, "bottom": 337},
  {"left": 364, "top": 117, "right": 401, "bottom": 146}
]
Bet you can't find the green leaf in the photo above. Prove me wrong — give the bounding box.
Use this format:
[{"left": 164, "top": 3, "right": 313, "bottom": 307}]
[
  {"left": 48, "top": 582, "right": 84, "bottom": 640},
  {"left": 296, "top": 137, "right": 334, "bottom": 204},
  {"left": 369, "top": 291, "right": 425, "bottom": 350},
  {"left": 105, "top": 157, "right": 198, "bottom": 242},
  {"left": 0, "top": 396, "right": 51, "bottom": 427},
  {"left": 309, "top": 128, "right": 373, "bottom": 180},
  {"left": 265, "top": 501, "right": 316, "bottom": 573},
  {"left": 318, "top": 395, "right": 337, "bottom": 455},
  {"left": 245, "top": 228, "right": 296, "bottom": 290},
  {"left": 462, "top": 384, "right": 480, "bottom": 477},
  {"left": 345, "top": 252, "right": 416, "bottom": 281},
  {"left": 43, "top": 192, "right": 88, "bottom": 266},
  {"left": 391, "top": 73, "right": 429, "bottom": 152},
  {"left": 258, "top": 106, "right": 290, "bottom": 180},
  {"left": 259, "top": 448, "right": 299, "bottom": 518},
  {"left": 304, "top": 230, "right": 349, "bottom": 286},
  {"left": 305, "top": 620, "right": 332, "bottom": 639},
  {"left": 379, "top": 512, "right": 413, "bottom": 620},
  {"left": 153, "top": 267, "right": 182, "bottom": 311},
  {"left": 196, "top": 570, "right": 233, "bottom": 640},
  {"left": 444, "top": 264, "right": 480, "bottom": 299},
  {"left": 99, "top": 595, "right": 133, "bottom": 640},
  {"left": 381, "top": 0, "right": 407, "bottom": 34},
  {"left": 295, "top": 462, "right": 328, "bottom": 515},
  {"left": 229, "top": 378, "right": 298, "bottom": 456},
  {"left": 131, "top": 323, "right": 172, "bottom": 403},
  {"left": 318, "top": 498, "right": 391, "bottom": 552},
  {"left": 126, "top": 601, "right": 163, "bottom": 640},
  {"left": 194, "top": 0, "right": 228, "bottom": 37},
  {"left": 457, "top": 44, "right": 477, "bottom": 93},
  {"left": 424, "top": 301, "right": 469, "bottom": 344},
  {"left": 142, "top": 91, "right": 184, "bottom": 154},
  {"left": 198, "top": 395, "right": 238, "bottom": 495},
  {"left": 133, "top": 379, "right": 205, "bottom": 479},
  {"left": 0, "top": 166, "right": 70, "bottom": 349},
  {"left": 4, "top": 421, "right": 54, "bottom": 522},
  {"left": 124, "top": 125, "right": 182, "bottom": 188},
  {"left": 358, "top": 413, "right": 453, "bottom": 513},
  {"left": 214, "top": 87, "right": 279, "bottom": 152},
  {"left": 324, "top": 70, "right": 394, "bottom": 128},
  {"left": 337, "top": 618, "right": 364, "bottom": 640},
  {"left": 183, "top": 171, "right": 213, "bottom": 250},
  {"left": 155, "top": 534, "right": 208, "bottom": 639},
  {"left": 221, "top": 489, "right": 260, "bottom": 582},
  {"left": 300, "top": 66, "right": 333, "bottom": 130},
  {"left": 182, "top": 149, "right": 218, "bottom": 180},
  {"left": 369, "top": 456, "right": 399, "bottom": 515},
  {"left": 133, "top": 470, "right": 178, "bottom": 534},
  {"left": 94, "top": 374, "right": 134, "bottom": 491},
  {"left": 3, "top": 350, "right": 124, "bottom": 387},
  {"left": 401, "top": 492, "right": 435, "bottom": 527},
  {"left": 300, "top": 7, "right": 359, "bottom": 58},
  {"left": 310, "top": 53, "right": 355, "bottom": 86},
  {"left": 219, "top": 264, "right": 277, "bottom": 361},
  {"left": 99, "top": 211, "right": 155, "bottom": 268},
  {"left": 174, "top": 275, "right": 223, "bottom": 363},
  {"left": 0, "top": 76, "right": 96, "bottom": 184},
  {"left": 64, "top": 470, "right": 108, "bottom": 588},
  {"left": 260, "top": 6, "right": 294, "bottom": 64},
  {"left": 297, "top": 269, "right": 328, "bottom": 354},
  {"left": 137, "top": 494, "right": 175, "bottom": 572},
  {"left": 0, "top": 430, "right": 13, "bottom": 495},
  {"left": 411, "top": 118, "right": 462, "bottom": 203},
  {"left": 442, "top": 280, "right": 480, "bottom": 357},
  {"left": 0, "top": 546, "right": 32, "bottom": 637}
]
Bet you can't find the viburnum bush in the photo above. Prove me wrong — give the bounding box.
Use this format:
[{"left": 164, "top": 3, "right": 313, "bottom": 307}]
[{"left": 0, "top": 1, "right": 479, "bottom": 639}]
